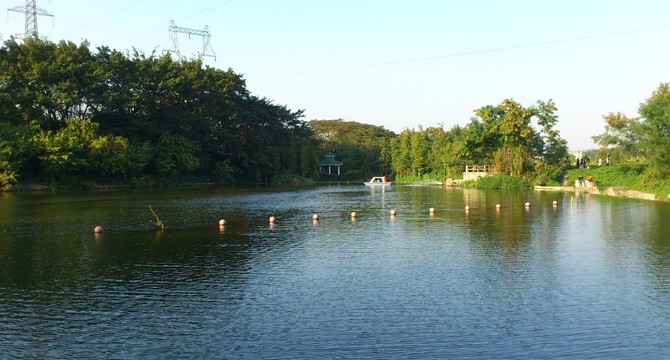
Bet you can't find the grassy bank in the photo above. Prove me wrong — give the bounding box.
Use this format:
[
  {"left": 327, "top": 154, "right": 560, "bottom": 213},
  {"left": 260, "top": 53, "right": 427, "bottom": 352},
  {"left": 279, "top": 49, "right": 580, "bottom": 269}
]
[
  {"left": 459, "top": 164, "right": 670, "bottom": 199},
  {"left": 565, "top": 164, "right": 670, "bottom": 198},
  {"left": 463, "top": 174, "right": 531, "bottom": 190}
]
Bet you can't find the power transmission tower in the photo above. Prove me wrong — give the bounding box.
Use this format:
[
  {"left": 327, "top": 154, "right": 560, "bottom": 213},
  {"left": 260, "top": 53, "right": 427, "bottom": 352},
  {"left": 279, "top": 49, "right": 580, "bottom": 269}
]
[
  {"left": 167, "top": 20, "right": 216, "bottom": 61},
  {"left": 7, "top": 0, "right": 54, "bottom": 40}
]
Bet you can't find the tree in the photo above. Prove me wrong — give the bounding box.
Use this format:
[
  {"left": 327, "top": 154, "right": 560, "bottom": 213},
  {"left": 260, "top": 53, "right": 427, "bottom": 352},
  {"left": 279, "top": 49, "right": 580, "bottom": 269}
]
[
  {"left": 475, "top": 99, "right": 536, "bottom": 148},
  {"left": 0, "top": 38, "right": 100, "bottom": 129},
  {"left": 89, "top": 134, "right": 133, "bottom": 179},
  {"left": 533, "top": 100, "right": 568, "bottom": 165},
  {"left": 33, "top": 118, "right": 100, "bottom": 178},
  {"left": 299, "top": 142, "right": 318, "bottom": 177},
  {"left": 469, "top": 98, "right": 568, "bottom": 172},
  {"left": 591, "top": 112, "right": 641, "bottom": 163},
  {"left": 310, "top": 119, "right": 396, "bottom": 178},
  {"left": 152, "top": 132, "right": 200, "bottom": 177},
  {"left": 638, "top": 83, "right": 670, "bottom": 177},
  {"left": 409, "top": 129, "right": 428, "bottom": 177},
  {"left": 493, "top": 143, "right": 530, "bottom": 176},
  {"left": 391, "top": 131, "right": 412, "bottom": 178},
  {"left": 0, "top": 38, "right": 318, "bottom": 187},
  {"left": 0, "top": 121, "right": 40, "bottom": 189}
]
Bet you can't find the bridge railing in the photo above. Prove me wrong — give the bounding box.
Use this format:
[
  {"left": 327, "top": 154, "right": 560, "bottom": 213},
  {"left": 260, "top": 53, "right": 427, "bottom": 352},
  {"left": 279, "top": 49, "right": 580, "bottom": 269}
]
[{"left": 464, "top": 165, "right": 493, "bottom": 173}]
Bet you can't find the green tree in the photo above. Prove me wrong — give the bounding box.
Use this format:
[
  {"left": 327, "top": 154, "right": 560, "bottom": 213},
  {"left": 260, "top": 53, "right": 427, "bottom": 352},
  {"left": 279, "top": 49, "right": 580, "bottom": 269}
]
[
  {"left": 89, "top": 134, "right": 132, "bottom": 179},
  {"left": 391, "top": 131, "right": 412, "bottom": 178},
  {"left": 409, "top": 129, "right": 428, "bottom": 177},
  {"left": 0, "top": 38, "right": 325, "bottom": 187},
  {"left": 152, "top": 132, "right": 200, "bottom": 177},
  {"left": 299, "top": 142, "right": 318, "bottom": 177},
  {"left": 638, "top": 83, "right": 670, "bottom": 177},
  {"left": 0, "top": 121, "right": 40, "bottom": 189},
  {"left": 591, "top": 112, "right": 642, "bottom": 163},
  {"left": 469, "top": 98, "right": 567, "bottom": 173},
  {"left": 533, "top": 100, "right": 568, "bottom": 165},
  {"left": 0, "top": 39, "right": 100, "bottom": 128},
  {"left": 33, "top": 118, "right": 100, "bottom": 178},
  {"left": 310, "top": 119, "right": 395, "bottom": 178}
]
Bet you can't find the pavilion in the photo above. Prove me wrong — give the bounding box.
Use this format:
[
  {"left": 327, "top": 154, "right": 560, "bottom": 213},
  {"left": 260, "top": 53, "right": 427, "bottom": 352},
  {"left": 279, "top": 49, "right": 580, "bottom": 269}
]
[{"left": 319, "top": 152, "right": 343, "bottom": 175}]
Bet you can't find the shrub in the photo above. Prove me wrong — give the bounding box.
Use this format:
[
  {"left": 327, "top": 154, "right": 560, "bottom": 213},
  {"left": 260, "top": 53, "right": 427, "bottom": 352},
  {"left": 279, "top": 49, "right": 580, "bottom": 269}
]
[{"left": 474, "top": 174, "right": 530, "bottom": 190}]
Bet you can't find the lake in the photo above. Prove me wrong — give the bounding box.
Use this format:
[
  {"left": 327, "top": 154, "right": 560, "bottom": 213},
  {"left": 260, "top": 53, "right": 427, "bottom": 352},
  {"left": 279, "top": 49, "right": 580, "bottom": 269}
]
[{"left": 1, "top": 185, "right": 669, "bottom": 359}]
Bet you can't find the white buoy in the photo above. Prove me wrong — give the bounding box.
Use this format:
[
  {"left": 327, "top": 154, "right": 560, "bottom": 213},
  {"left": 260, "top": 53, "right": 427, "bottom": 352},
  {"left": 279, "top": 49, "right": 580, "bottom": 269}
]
[
  {"left": 552, "top": 200, "right": 558, "bottom": 206},
  {"left": 94, "top": 225, "right": 104, "bottom": 233},
  {"left": 390, "top": 209, "right": 397, "bottom": 216},
  {"left": 429, "top": 207, "right": 435, "bottom": 214},
  {"left": 350, "top": 212, "right": 357, "bottom": 218},
  {"left": 525, "top": 202, "right": 531, "bottom": 207},
  {"left": 465, "top": 205, "right": 470, "bottom": 211},
  {"left": 218, "top": 219, "right": 227, "bottom": 226},
  {"left": 312, "top": 214, "right": 319, "bottom": 221},
  {"left": 269, "top": 216, "right": 276, "bottom": 224}
]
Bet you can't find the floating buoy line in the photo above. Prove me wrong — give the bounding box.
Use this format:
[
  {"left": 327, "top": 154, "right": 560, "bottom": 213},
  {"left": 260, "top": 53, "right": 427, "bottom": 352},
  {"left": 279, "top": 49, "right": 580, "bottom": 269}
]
[{"left": 93, "top": 201, "right": 562, "bottom": 233}]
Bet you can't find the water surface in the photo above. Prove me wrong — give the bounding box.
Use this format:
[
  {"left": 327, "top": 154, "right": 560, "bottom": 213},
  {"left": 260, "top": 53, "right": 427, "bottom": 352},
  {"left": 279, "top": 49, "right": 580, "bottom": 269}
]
[{"left": 1, "top": 186, "right": 669, "bottom": 358}]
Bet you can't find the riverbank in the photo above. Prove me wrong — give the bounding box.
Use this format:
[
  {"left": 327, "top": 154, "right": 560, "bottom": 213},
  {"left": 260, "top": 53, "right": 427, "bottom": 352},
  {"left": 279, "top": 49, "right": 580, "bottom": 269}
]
[
  {"left": 6, "top": 178, "right": 218, "bottom": 192},
  {"left": 534, "top": 185, "right": 666, "bottom": 201}
]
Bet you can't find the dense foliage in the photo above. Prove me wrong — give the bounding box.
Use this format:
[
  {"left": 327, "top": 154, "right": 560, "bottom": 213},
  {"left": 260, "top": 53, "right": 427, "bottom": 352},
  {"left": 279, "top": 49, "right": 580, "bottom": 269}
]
[
  {"left": 0, "top": 38, "right": 316, "bottom": 189},
  {"left": 389, "top": 99, "right": 569, "bottom": 183},
  {"left": 592, "top": 83, "right": 670, "bottom": 182},
  {"left": 309, "top": 119, "right": 395, "bottom": 180},
  {"left": 8, "top": 38, "right": 663, "bottom": 194},
  {"left": 464, "top": 174, "right": 531, "bottom": 190}
]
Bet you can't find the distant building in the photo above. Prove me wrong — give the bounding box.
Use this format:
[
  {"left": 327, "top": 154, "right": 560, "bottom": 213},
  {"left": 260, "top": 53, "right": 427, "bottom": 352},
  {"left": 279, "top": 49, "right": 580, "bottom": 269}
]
[{"left": 319, "top": 152, "right": 342, "bottom": 175}]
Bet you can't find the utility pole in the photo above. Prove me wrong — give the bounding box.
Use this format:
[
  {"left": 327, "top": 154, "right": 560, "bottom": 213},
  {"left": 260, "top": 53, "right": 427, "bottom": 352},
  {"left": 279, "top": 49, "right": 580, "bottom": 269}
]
[
  {"left": 167, "top": 20, "right": 216, "bottom": 61},
  {"left": 7, "top": 0, "right": 54, "bottom": 40}
]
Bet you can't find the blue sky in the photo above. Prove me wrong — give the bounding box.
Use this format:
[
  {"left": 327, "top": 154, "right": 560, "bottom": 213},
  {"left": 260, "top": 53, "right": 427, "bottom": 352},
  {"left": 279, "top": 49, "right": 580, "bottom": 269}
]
[{"left": 2, "top": 0, "right": 669, "bottom": 150}]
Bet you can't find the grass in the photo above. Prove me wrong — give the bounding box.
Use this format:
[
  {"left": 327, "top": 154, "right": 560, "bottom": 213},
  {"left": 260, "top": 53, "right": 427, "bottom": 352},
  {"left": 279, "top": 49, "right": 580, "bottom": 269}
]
[
  {"left": 465, "top": 174, "right": 531, "bottom": 190},
  {"left": 565, "top": 164, "right": 645, "bottom": 188},
  {"left": 461, "top": 164, "right": 670, "bottom": 198},
  {"left": 565, "top": 164, "right": 670, "bottom": 198}
]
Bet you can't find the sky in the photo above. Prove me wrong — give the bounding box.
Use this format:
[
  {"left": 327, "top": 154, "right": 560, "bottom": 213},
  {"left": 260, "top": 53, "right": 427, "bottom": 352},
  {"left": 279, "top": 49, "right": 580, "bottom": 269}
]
[{"left": 2, "top": 0, "right": 669, "bottom": 150}]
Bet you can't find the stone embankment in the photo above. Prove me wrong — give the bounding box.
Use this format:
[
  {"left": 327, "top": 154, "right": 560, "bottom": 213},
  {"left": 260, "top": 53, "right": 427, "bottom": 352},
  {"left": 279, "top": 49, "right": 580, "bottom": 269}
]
[{"left": 534, "top": 185, "right": 664, "bottom": 201}]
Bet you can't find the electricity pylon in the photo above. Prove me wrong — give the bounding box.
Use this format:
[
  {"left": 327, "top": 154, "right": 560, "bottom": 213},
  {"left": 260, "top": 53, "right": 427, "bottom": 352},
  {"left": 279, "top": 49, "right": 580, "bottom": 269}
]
[
  {"left": 7, "top": 0, "right": 54, "bottom": 40},
  {"left": 167, "top": 20, "right": 216, "bottom": 61}
]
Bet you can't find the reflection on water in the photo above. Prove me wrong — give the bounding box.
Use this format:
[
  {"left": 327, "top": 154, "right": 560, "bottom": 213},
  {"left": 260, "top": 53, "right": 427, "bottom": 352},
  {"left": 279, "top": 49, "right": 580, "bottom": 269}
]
[{"left": 1, "top": 186, "right": 669, "bottom": 358}]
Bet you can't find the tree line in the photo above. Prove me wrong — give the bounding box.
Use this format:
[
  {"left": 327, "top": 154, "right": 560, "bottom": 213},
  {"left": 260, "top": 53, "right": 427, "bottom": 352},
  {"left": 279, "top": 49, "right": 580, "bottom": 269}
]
[
  {"left": 0, "top": 38, "right": 570, "bottom": 190},
  {"left": 2, "top": 38, "right": 666, "bottom": 192},
  {"left": 0, "top": 38, "right": 318, "bottom": 190},
  {"left": 388, "top": 99, "right": 569, "bottom": 184}
]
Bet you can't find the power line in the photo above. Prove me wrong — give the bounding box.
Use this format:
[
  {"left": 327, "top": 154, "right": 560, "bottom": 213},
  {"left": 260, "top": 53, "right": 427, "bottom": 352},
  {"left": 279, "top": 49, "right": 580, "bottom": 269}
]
[
  {"left": 255, "top": 23, "right": 670, "bottom": 77},
  {"left": 107, "top": 0, "right": 234, "bottom": 43},
  {"left": 51, "top": 0, "right": 144, "bottom": 37}
]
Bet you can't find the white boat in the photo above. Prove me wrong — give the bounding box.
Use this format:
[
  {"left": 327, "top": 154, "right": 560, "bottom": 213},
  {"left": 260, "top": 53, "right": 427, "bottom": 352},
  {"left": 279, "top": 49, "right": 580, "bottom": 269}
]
[{"left": 364, "top": 176, "right": 392, "bottom": 186}]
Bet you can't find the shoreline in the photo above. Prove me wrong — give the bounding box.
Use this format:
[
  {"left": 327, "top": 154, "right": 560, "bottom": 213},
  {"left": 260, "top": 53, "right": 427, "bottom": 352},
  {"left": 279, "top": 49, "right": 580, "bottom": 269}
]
[
  {"left": 534, "top": 185, "right": 666, "bottom": 202},
  {"left": 5, "top": 181, "right": 667, "bottom": 202}
]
